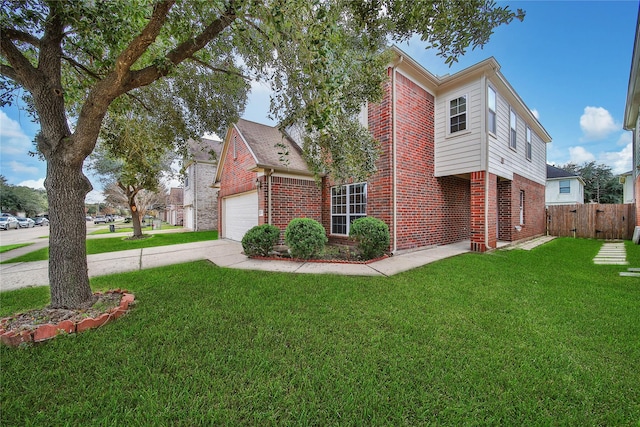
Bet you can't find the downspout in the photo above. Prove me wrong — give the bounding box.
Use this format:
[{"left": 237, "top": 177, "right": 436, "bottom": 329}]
[
  {"left": 392, "top": 55, "right": 403, "bottom": 254},
  {"left": 194, "top": 161, "right": 198, "bottom": 231},
  {"left": 268, "top": 169, "right": 274, "bottom": 225}
]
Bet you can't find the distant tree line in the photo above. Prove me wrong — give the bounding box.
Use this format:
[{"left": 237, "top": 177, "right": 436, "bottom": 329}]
[
  {"left": 0, "top": 175, "right": 48, "bottom": 217},
  {"left": 559, "top": 161, "right": 623, "bottom": 204}
]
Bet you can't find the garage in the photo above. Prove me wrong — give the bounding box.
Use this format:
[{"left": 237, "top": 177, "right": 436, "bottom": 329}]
[{"left": 223, "top": 191, "right": 259, "bottom": 241}]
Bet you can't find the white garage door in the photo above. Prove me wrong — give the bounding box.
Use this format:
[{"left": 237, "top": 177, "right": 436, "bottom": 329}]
[{"left": 223, "top": 192, "right": 258, "bottom": 241}]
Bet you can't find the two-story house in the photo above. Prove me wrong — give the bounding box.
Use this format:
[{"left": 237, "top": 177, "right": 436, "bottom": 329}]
[
  {"left": 546, "top": 164, "right": 585, "bottom": 206},
  {"left": 183, "top": 136, "right": 223, "bottom": 231},
  {"left": 215, "top": 46, "right": 551, "bottom": 253}
]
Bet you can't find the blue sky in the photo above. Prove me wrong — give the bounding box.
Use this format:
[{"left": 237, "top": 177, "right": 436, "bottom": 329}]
[{"left": 1, "top": 0, "right": 638, "bottom": 202}]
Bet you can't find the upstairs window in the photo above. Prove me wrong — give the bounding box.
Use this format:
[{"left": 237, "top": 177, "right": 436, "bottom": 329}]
[
  {"left": 488, "top": 87, "right": 497, "bottom": 135},
  {"left": 559, "top": 180, "right": 571, "bottom": 194},
  {"left": 509, "top": 108, "right": 517, "bottom": 150},
  {"left": 331, "top": 183, "right": 367, "bottom": 235},
  {"left": 449, "top": 95, "right": 467, "bottom": 134},
  {"left": 526, "top": 127, "right": 532, "bottom": 160}
]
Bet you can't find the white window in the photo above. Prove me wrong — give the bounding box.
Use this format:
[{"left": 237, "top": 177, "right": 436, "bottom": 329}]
[
  {"left": 519, "top": 190, "right": 525, "bottom": 225},
  {"left": 559, "top": 180, "right": 571, "bottom": 194},
  {"left": 488, "top": 87, "right": 497, "bottom": 135},
  {"left": 331, "top": 182, "right": 367, "bottom": 235},
  {"left": 449, "top": 95, "right": 467, "bottom": 134},
  {"left": 510, "top": 108, "right": 517, "bottom": 150},
  {"left": 526, "top": 127, "right": 532, "bottom": 160}
]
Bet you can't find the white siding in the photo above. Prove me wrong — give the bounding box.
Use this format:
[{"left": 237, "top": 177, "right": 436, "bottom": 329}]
[
  {"left": 486, "top": 82, "right": 547, "bottom": 185},
  {"left": 545, "top": 178, "right": 584, "bottom": 205},
  {"left": 434, "top": 80, "right": 484, "bottom": 176}
]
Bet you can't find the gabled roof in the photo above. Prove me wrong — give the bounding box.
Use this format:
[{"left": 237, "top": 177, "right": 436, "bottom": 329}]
[
  {"left": 167, "top": 187, "right": 183, "bottom": 205},
  {"left": 217, "top": 119, "right": 312, "bottom": 181},
  {"left": 186, "top": 136, "right": 223, "bottom": 164},
  {"left": 547, "top": 164, "right": 580, "bottom": 180}
]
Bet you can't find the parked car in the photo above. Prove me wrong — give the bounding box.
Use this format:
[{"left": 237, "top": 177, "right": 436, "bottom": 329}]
[
  {"left": 94, "top": 215, "right": 108, "bottom": 224},
  {"left": 0, "top": 216, "right": 19, "bottom": 230},
  {"left": 34, "top": 217, "right": 49, "bottom": 226},
  {"left": 16, "top": 217, "right": 35, "bottom": 228}
]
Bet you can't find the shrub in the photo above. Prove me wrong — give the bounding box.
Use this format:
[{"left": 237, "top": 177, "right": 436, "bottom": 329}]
[
  {"left": 284, "top": 218, "right": 327, "bottom": 259},
  {"left": 349, "top": 217, "right": 390, "bottom": 260},
  {"left": 241, "top": 224, "right": 280, "bottom": 257}
]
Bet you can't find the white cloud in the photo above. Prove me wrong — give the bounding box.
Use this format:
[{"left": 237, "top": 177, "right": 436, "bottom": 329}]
[
  {"left": 600, "top": 142, "right": 633, "bottom": 175},
  {"left": 568, "top": 146, "right": 596, "bottom": 164},
  {"left": 530, "top": 108, "right": 540, "bottom": 120},
  {"left": 579, "top": 106, "right": 619, "bottom": 140},
  {"left": 17, "top": 177, "right": 45, "bottom": 189},
  {"left": 0, "top": 111, "right": 33, "bottom": 155},
  {"left": 10, "top": 161, "right": 39, "bottom": 175},
  {"left": 616, "top": 130, "right": 632, "bottom": 147}
]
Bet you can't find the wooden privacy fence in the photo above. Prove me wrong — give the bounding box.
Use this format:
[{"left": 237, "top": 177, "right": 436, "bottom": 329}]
[{"left": 547, "top": 204, "right": 636, "bottom": 240}]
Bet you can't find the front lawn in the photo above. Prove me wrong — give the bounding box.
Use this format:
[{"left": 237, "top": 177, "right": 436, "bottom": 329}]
[
  {"left": 1, "top": 231, "right": 217, "bottom": 263},
  {"left": 1, "top": 238, "right": 639, "bottom": 425},
  {"left": 0, "top": 243, "right": 32, "bottom": 253}
]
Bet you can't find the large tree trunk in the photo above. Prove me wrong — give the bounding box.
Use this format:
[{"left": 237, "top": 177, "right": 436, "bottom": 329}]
[
  {"left": 130, "top": 204, "right": 144, "bottom": 238},
  {"left": 45, "top": 156, "right": 95, "bottom": 309}
]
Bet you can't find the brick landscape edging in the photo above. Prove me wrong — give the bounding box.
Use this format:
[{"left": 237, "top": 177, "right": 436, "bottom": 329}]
[{"left": 0, "top": 290, "right": 135, "bottom": 347}]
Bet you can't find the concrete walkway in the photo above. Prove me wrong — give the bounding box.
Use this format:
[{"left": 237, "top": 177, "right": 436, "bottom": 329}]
[
  {"left": 593, "top": 241, "right": 628, "bottom": 265},
  {"left": 1, "top": 239, "right": 472, "bottom": 292},
  {"left": 0, "top": 235, "right": 559, "bottom": 292}
]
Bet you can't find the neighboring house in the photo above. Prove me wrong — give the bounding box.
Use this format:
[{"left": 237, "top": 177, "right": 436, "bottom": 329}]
[
  {"left": 624, "top": 6, "right": 640, "bottom": 228},
  {"left": 545, "top": 164, "right": 584, "bottom": 206},
  {"left": 619, "top": 170, "right": 635, "bottom": 204},
  {"left": 183, "top": 136, "right": 223, "bottom": 231},
  {"left": 216, "top": 46, "right": 551, "bottom": 253},
  {"left": 162, "top": 187, "right": 184, "bottom": 226}
]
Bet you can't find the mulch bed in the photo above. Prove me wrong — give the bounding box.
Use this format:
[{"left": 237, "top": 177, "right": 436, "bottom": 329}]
[{"left": 0, "top": 290, "right": 135, "bottom": 347}]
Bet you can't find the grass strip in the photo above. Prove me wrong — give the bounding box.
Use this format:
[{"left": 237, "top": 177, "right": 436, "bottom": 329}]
[
  {"left": 1, "top": 238, "right": 638, "bottom": 425},
  {"left": 0, "top": 243, "right": 32, "bottom": 253},
  {"left": 0, "top": 231, "right": 217, "bottom": 263}
]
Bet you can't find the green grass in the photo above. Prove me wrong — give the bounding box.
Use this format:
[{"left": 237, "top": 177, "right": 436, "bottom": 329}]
[
  {"left": 1, "top": 238, "right": 639, "bottom": 425},
  {"left": 1, "top": 231, "right": 218, "bottom": 263},
  {"left": 89, "top": 222, "right": 182, "bottom": 235},
  {"left": 0, "top": 243, "right": 32, "bottom": 253}
]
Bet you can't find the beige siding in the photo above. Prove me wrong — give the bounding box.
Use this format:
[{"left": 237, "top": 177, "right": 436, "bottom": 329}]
[
  {"left": 434, "top": 80, "right": 484, "bottom": 176},
  {"left": 486, "top": 82, "right": 547, "bottom": 185}
]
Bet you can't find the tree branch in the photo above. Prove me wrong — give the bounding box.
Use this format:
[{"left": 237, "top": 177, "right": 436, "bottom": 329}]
[
  {"left": 61, "top": 55, "right": 102, "bottom": 80},
  {"left": 0, "top": 27, "right": 41, "bottom": 47},
  {"left": 112, "top": 0, "right": 175, "bottom": 84},
  {"left": 122, "top": 3, "right": 238, "bottom": 92},
  {"left": 187, "top": 56, "right": 250, "bottom": 80},
  {"left": 0, "top": 28, "right": 40, "bottom": 90},
  {"left": 0, "top": 63, "right": 18, "bottom": 81}
]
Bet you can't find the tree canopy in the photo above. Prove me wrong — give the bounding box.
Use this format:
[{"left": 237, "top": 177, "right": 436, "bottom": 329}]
[
  {"left": 559, "top": 161, "right": 623, "bottom": 204},
  {"left": 1, "top": 0, "right": 525, "bottom": 308},
  {"left": 0, "top": 176, "right": 48, "bottom": 217}
]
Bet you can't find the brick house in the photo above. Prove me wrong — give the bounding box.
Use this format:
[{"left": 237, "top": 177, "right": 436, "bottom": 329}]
[
  {"left": 215, "top": 47, "right": 551, "bottom": 252},
  {"left": 183, "top": 136, "right": 223, "bottom": 231},
  {"left": 162, "top": 187, "right": 184, "bottom": 226}
]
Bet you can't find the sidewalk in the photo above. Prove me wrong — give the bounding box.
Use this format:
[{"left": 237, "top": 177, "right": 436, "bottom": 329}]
[
  {"left": 0, "top": 235, "right": 556, "bottom": 292},
  {"left": 1, "top": 239, "right": 470, "bottom": 292}
]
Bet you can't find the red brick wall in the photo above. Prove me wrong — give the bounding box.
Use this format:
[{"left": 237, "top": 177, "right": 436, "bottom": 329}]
[
  {"left": 470, "top": 171, "right": 487, "bottom": 252},
  {"left": 217, "top": 128, "right": 259, "bottom": 232},
  {"left": 321, "top": 69, "right": 471, "bottom": 251},
  {"left": 498, "top": 178, "right": 512, "bottom": 241},
  {"left": 510, "top": 173, "right": 546, "bottom": 241},
  {"left": 268, "top": 176, "right": 322, "bottom": 242}
]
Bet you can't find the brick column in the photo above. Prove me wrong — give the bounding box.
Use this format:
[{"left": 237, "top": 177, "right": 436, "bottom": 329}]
[{"left": 470, "top": 171, "right": 497, "bottom": 252}]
